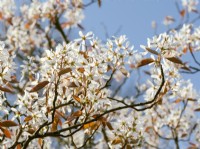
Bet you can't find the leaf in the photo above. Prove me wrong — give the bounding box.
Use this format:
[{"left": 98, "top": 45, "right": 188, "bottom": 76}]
[
  {"left": 77, "top": 24, "right": 84, "bottom": 30},
  {"left": 181, "top": 66, "right": 191, "bottom": 71},
  {"left": 126, "top": 144, "right": 132, "bottom": 149},
  {"left": 189, "top": 45, "right": 194, "bottom": 52},
  {"left": 182, "top": 47, "right": 188, "bottom": 53},
  {"left": 66, "top": 116, "right": 76, "bottom": 124},
  {"left": 83, "top": 121, "right": 99, "bottom": 130},
  {"left": 98, "top": 0, "right": 101, "bottom": 7},
  {"left": 10, "top": 75, "right": 19, "bottom": 83},
  {"left": 51, "top": 116, "right": 59, "bottom": 132},
  {"left": 166, "top": 57, "right": 183, "bottom": 65},
  {"left": 106, "top": 122, "right": 114, "bottom": 130},
  {"left": 66, "top": 110, "right": 82, "bottom": 124},
  {"left": 174, "top": 98, "right": 182, "bottom": 104},
  {"left": 61, "top": 22, "right": 73, "bottom": 28},
  {"left": 188, "top": 142, "right": 197, "bottom": 149},
  {"left": 0, "top": 127, "right": 11, "bottom": 138},
  {"left": 180, "top": 9, "right": 186, "bottom": 17},
  {"left": 72, "top": 95, "right": 81, "bottom": 103},
  {"left": 72, "top": 110, "right": 82, "bottom": 117},
  {"left": 145, "top": 47, "right": 159, "bottom": 55},
  {"left": 181, "top": 133, "right": 187, "bottom": 138},
  {"left": 0, "top": 120, "right": 18, "bottom": 127},
  {"left": 112, "top": 138, "right": 122, "bottom": 145},
  {"left": 30, "top": 81, "right": 49, "bottom": 92},
  {"left": 38, "top": 138, "right": 43, "bottom": 147},
  {"left": 67, "top": 82, "right": 78, "bottom": 88},
  {"left": 137, "top": 58, "right": 154, "bottom": 67},
  {"left": 145, "top": 126, "right": 153, "bottom": 133},
  {"left": 107, "top": 65, "right": 112, "bottom": 72},
  {"left": 157, "top": 98, "right": 163, "bottom": 105},
  {"left": 77, "top": 67, "right": 85, "bottom": 73},
  {"left": 3, "top": 129, "right": 11, "bottom": 138},
  {"left": 17, "top": 144, "right": 21, "bottom": 149},
  {"left": 130, "top": 139, "right": 139, "bottom": 144},
  {"left": 187, "top": 146, "right": 197, "bottom": 149},
  {"left": 120, "top": 68, "right": 129, "bottom": 77},
  {"left": 27, "top": 128, "right": 36, "bottom": 134},
  {"left": 187, "top": 98, "right": 197, "bottom": 102},
  {"left": 0, "top": 86, "right": 13, "bottom": 93},
  {"left": 0, "top": 12, "right": 3, "bottom": 20},
  {"left": 194, "top": 108, "right": 200, "bottom": 112},
  {"left": 192, "top": 9, "right": 198, "bottom": 13},
  {"left": 58, "top": 68, "right": 72, "bottom": 76},
  {"left": 24, "top": 116, "right": 33, "bottom": 122},
  {"left": 143, "top": 70, "right": 151, "bottom": 75},
  {"left": 24, "top": 22, "right": 32, "bottom": 29},
  {"left": 64, "top": 79, "right": 78, "bottom": 88},
  {"left": 56, "top": 110, "right": 67, "bottom": 120}
]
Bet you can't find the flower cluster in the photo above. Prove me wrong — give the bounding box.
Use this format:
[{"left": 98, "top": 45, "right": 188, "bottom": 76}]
[
  {"left": 0, "top": 42, "right": 16, "bottom": 83},
  {"left": 1, "top": 0, "right": 84, "bottom": 54},
  {"left": 0, "top": 0, "right": 200, "bottom": 148}
]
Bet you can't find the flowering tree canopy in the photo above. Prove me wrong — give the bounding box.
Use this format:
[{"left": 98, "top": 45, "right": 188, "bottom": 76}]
[{"left": 0, "top": 0, "right": 200, "bottom": 148}]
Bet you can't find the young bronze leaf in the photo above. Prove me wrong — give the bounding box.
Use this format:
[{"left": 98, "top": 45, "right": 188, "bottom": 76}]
[
  {"left": 38, "top": 138, "right": 43, "bottom": 147},
  {"left": 61, "top": 21, "right": 73, "bottom": 28},
  {"left": 17, "top": 144, "right": 21, "bottom": 149},
  {"left": 174, "top": 98, "right": 182, "bottom": 104},
  {"left": 137, "top": 58, "right": 154, "bottom": 67},
  {"left": 66, "top": 116, "right": 76, "bottom": 124},
  {"left": 27, "top": 128, "right": 36, "bottom": 134},
  {"left": 126, "top": 144, "right": 132, "bottom": 149},
  {"left": 83, "top": 122, "right": 98, "bottom": 130},
  {"left": 98, "top": 0, "right": 101, "bottom": 7},
  {"left": 66, "top": 110, "right": 82, "bottom": 124},
  {"left": 145, "top": 126, "right": 153, "bottom": 133},
  {"left": 194, "top": 108, "right": 200, "bottom": 112},
  {"left": 166, "top": 57, "right": 183, "bottom": 65},
  {"left": 181, "top": 133, "right": 188, "bottom": 138},
  {"left": 77, "top": 67, "right": 85, "bottom": 73},
  {"left": 106, "top": 122, "right": 114, "bottom": 130},
  {"left": 58, "top": 68, "right": 72, "bottom": 76},
  {"left": 72, "top": 110, "right": 82, "bottom": 117},
  {"left": 51, "top": 116, "right": 59, "bottom": 132},
  {"left": 181, "top": 66, "right": 191, "bottom": 71},
  {"left": 0, "top": 86, "right": 13, "bottom": 93},
  {"left": 187, "top": 98, "right": 197, "bottom": 102},
  {"left": 180, "top": 9, "right": 186, "bottom": 17},
  {"left": 0, "top": 127, "right": 11, "bottom": 138},
  {"left": 68, "top": 82, "right": 78, "bottom": 88},
  {"left": 10, "top": 75, "right": 19, "bottom": 83},
  {"left": 120, "top": 68, "right": 129, "bottom": 77},
  {"left": 145, "top": 47, "right": 159, "bottom": 55},
  {"left": 0, "top": 120, "right": 18, "bottom": 127},
  {"left": 30, "top": 81, "right": 49, "bottom": 92},
  {"left": 72, "top": 95, "right": 81, "bottom": 103},
  {"left": 24, "top": 116, "right": 33, "bottom": 122},
  {"left": 112, "top": 138, "right": 122, "bottom": 145}
]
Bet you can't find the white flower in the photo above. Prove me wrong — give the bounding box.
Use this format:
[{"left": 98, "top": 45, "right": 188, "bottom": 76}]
[{"left": 182, "top": 0, "right": 199, "bottom": 12}]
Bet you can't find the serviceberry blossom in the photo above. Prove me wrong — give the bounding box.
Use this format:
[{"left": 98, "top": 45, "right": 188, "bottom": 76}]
[
  {"left": 0, "top": 0, "right": 200, "bottom": 148},
  {"left": 182, "top": 0, "right": 199, "bottom": 12}
]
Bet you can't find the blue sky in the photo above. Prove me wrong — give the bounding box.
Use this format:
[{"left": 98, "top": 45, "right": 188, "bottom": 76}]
[
  {"left": 82, "top": 0, "right": 177, "bottom": 48},
  {"left": 81, "top": 0, "right": 200, "bottom": 89}
]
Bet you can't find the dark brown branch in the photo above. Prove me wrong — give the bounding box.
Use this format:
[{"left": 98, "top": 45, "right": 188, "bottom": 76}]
[
  {"left": 99, "top": 69, "right": 116, "bottom": 91},
  {"left": 55, "top": 15, "right": 69, "bottom": 44},
  {"left": 83, "top": 0, "right": 98, "bottom": 7}
]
